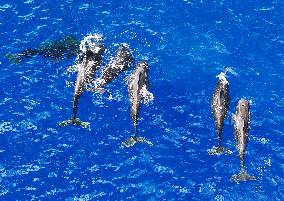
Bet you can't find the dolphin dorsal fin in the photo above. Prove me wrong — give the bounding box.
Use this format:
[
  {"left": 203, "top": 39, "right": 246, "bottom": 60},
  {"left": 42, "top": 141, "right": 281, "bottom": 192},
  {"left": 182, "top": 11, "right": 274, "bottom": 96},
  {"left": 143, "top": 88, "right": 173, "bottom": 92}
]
[
  {"left": 220, "top": 89, "right": 224, "bottom": 100},
  {"left": 138, "top": 71, "right": 144, "bottom": 87},
  {"left": 217, "top": 89, "right": 225, "bottom": 106}
]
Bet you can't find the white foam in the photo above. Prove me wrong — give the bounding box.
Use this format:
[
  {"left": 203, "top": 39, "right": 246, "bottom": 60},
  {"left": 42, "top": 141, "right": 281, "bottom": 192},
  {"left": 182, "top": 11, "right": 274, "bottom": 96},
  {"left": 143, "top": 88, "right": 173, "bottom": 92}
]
[
  {"left": 140, "top": 85, "right": 154, "bottom": 104},
  {"left": 224, "top": 67, "right": 238, "bottom": 76},
  {"left": 216, "top": 72, "right": 228, "bottom": 84},
  {"left": 67, "top": 64, "right": 78, "bottom": 73},
  {"left": 79, "top": 34, "right": 103, "bottom": 53},
  {"left": 0, "top": 122, "right": 16, "bottom": 133}
]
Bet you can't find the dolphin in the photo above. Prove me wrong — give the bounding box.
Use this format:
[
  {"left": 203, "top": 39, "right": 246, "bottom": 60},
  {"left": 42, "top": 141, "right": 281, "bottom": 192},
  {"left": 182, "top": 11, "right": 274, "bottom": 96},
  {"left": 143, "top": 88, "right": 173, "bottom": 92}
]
[
  {"left": 122, "top": 61, "right": 153, "bottom": 148},
  {"left": 231, "top": 99, "right": 255, "bottom": 182},
  {"left": 87, "top": 43, "right": 134, "bottom": 93},
  {"left": 208, "top": 70, "right": 232, "bottom": 155},
  {"left": 59, "top": 34, "right": 105, "bottom": 128},
  {"left": 5, "top": 35, "right": 80, "bottom": 64}
]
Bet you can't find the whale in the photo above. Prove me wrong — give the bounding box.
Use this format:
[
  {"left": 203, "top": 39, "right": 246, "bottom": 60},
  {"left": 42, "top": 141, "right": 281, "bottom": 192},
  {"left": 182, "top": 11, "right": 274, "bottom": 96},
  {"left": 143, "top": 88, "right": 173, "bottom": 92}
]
[
  {"left": 59, "top": 34, "right": 105, "bottom": 128},
  {"left": 87, "top": 43, "right": 134, "bottom": 93},
  {"left": 208, "top": 70, "right": 232, "bottom": 155},
  {"left": 231, "top": 99, "right": 255, "bottom": 182},
  {"left": 122, "top": 61, "right": 153, "bottom": 148}
]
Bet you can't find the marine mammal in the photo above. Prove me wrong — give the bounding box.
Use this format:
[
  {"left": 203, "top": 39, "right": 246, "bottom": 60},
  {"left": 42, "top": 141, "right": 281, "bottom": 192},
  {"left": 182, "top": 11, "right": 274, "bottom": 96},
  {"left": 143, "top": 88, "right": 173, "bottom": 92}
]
[
  {"left": 59, "top": 34, "right": 105, "bottom": 128},
  {"left": 87, "top": 43, "right": 134, "bottom": 93},
  {"left": 5, "top": 35, "right": 80, "bottom": 64},
  {"left": 208, "top": 70, "right": 232, "bottom": 155},
  {"left": 122, "top": 61, "right": 153, "bottom": 148},
  {"left": 231, "top": 99, "right": 255, "bottom": 182}
]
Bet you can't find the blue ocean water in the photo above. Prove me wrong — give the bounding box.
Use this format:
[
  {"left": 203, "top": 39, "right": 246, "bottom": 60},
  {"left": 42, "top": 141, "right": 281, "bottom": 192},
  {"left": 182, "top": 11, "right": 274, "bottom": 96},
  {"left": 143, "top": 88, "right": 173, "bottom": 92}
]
[{"left": 0, "top": 0, "right": 283, "bottom": 200}]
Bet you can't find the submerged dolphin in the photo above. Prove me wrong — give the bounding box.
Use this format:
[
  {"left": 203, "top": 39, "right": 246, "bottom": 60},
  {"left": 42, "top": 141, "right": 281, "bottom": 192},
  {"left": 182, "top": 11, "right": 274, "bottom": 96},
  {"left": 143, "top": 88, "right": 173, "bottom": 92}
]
[
  {"left": 122, "top": 61, "right": 153, "bottom": 148},
  {"left": 59, "top": 34, "right": 105, "bottom": 128},
  {"left": 88, "top": 43, "right": 134, "bottom": 93},
  {"left": 5, "top": 35, "right": 80, "bottom": 64},
  {"left": 208, "top": 70, "right": 232, "bottom": 155},
  {"left": 231, "top": 99, "right": 255, "bottom": 182}
]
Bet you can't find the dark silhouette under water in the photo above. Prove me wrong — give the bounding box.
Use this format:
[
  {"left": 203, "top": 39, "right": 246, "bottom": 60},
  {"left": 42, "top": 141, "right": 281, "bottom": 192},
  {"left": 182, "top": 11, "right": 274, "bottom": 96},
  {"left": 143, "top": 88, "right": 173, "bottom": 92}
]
[{"left": 5, "top": 35, "right": 80, "bottom": 64}]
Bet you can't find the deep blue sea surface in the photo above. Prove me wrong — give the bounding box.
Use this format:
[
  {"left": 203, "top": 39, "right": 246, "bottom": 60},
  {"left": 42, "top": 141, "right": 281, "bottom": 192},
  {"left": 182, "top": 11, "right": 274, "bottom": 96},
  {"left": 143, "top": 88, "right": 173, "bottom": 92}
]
[{"left": 0, "top": 0, "right": 283, "bottom": 200}]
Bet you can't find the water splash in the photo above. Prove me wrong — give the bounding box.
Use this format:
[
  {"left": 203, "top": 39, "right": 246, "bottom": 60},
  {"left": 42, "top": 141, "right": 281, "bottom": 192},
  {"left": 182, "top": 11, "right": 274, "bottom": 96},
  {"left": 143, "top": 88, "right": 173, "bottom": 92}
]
[{"left": 140, "top": 85, "right": 154, "bottom": 104}]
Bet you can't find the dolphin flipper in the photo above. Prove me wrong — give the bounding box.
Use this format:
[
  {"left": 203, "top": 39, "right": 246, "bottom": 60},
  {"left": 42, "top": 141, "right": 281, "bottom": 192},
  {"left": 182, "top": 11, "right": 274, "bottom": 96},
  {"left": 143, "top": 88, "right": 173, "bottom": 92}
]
[{"left": 121, "top": 136, "right": 153, "bottom": 148}]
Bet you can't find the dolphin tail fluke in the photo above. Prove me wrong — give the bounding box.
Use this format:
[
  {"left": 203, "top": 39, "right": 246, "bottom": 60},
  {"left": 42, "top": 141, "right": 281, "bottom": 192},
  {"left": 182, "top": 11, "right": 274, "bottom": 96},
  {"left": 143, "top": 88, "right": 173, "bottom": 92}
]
[
  {"left": 58, "top": 118, "right": 90, "bottom": 129},
  {"left": 231, "top": 170, "right": 255, "bottom": 182},
  {"left": 121, "top": 136, "right": 153, "bottom": 148},
  {"left": 207, "top": 146, "right": 233, "bottom": 155}
]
